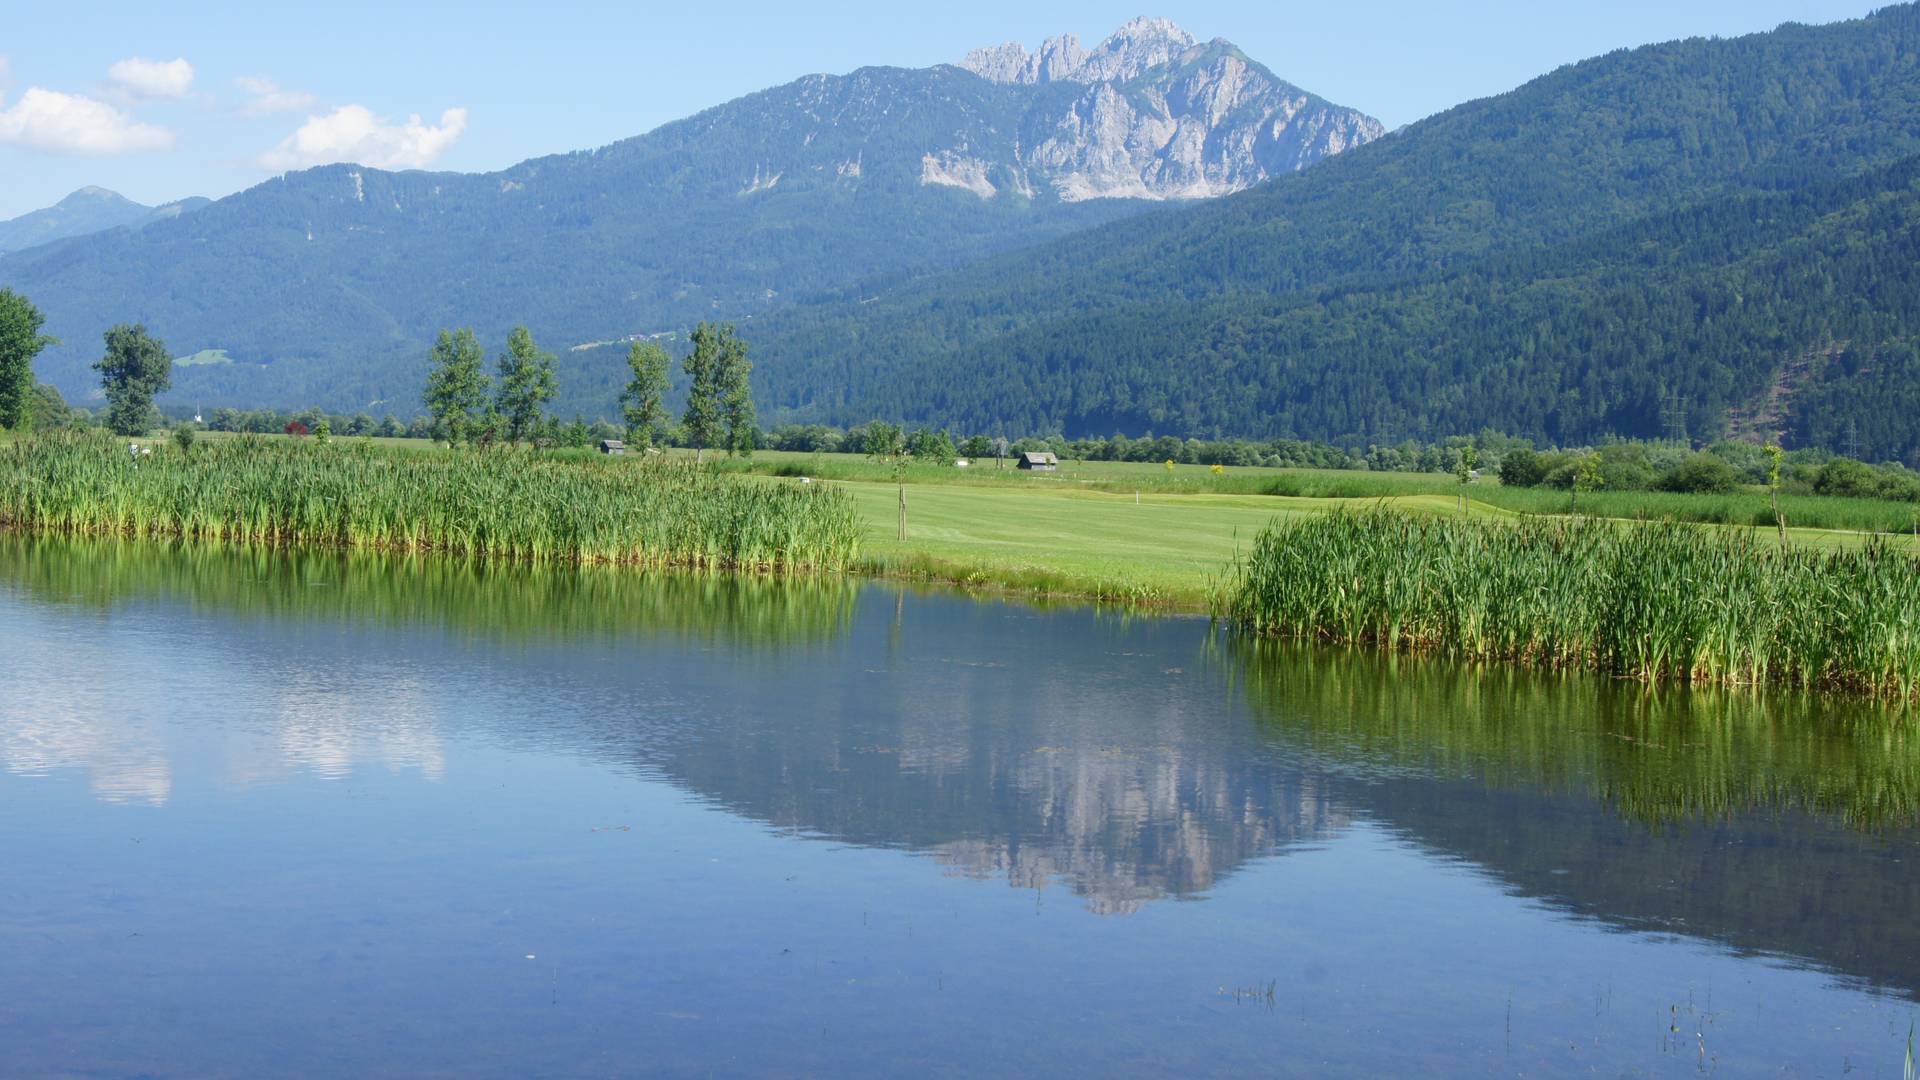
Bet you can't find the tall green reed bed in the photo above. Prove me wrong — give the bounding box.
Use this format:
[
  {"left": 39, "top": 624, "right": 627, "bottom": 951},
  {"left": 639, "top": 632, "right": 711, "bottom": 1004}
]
[
  {"left": 0, "top": 432, "right": 861, "bottom": 571},
  {"left": 1222, "top": 511, "right": 1920, "bottom": 696}
]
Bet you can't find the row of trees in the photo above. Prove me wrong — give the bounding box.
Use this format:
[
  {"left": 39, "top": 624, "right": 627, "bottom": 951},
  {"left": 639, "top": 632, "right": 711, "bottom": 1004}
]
[
  {"left": 422, "top": 327, "right": 557, "bottom": 447},
  {"left": 1497, "top": 440, "right": 1920, "bottom": 502},
  {"left": 2, "top": 288, "right": 173, "bottom": 436},
  {"left": 421, "top": 321, "right": 754, "bottom": 457},
  {"left": 757, "top": 425, "right": 1407, "bottom": 471}
]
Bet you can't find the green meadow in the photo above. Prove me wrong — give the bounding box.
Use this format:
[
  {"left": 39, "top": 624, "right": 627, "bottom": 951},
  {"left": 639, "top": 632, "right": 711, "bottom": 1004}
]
[{"left": 688, "top": 450, "right": 1919, "bottom": 604}]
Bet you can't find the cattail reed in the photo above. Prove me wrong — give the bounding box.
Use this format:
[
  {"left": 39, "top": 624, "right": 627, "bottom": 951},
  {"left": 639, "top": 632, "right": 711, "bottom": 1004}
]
[
  {"left": 0, "top": 431, "right": 861, "bottom": 572},
  {"left": 1224, "top": 510, "right": 1920, "bottom": 697}
]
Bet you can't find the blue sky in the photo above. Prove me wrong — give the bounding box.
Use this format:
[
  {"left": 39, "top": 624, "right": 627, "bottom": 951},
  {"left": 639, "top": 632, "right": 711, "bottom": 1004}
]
[{"left": 0, "top": 0, "right": 1886, "bottom": 218}]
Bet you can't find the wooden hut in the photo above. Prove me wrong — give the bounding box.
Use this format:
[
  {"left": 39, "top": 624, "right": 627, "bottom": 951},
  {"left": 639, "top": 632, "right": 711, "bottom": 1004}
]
[{"left": 1017, "top": 451, "right": 1059, "bottom": 472}]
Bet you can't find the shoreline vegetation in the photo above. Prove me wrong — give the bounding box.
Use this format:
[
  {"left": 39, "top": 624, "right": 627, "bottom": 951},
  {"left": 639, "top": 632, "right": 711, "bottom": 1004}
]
[
  {"left": 5, "top": 431, "right": 1920, "bottom": 701},
  {"left": 0, "top": 432, "right": 861, "bottom": 571},
  {"left": 1224, "top": 512, "right": 1920, "bottom": 698}
]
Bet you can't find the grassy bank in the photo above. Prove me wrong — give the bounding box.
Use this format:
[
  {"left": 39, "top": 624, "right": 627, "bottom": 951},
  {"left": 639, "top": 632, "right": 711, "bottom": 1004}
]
[
  {"left": 1223, "top": 511, "right": 1920, "bottom": 696},
  {"left": 0, "top": 432, "right": 861, "bottom": 571}
]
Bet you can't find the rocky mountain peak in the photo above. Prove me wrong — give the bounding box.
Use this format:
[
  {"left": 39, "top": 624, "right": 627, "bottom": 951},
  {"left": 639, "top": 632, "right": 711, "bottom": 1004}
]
[
  {"left": 948, "top": 17, "right": 1382, "bottom": 202},
  {"left": 1078, "top": 17, "right": 1198, "bottom": 82},
  {"left": 960, "top": 17, "right": 1199, "bottom": 86},
  {"left": 959, "top": 36, "right": 1083, "bottom": 85}
]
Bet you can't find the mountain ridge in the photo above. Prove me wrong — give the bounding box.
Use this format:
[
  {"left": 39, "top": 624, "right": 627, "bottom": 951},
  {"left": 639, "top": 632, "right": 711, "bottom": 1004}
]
[
  {"left": 960, "top": 16, "right": 1204, "bottom": 86},
  {"left": 0, "top": 19, "right": 1379, "bottom": 411}
]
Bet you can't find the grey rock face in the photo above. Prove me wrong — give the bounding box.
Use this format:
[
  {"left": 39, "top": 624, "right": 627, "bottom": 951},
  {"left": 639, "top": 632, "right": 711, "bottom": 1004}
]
[
  {"left": 954, "top": 17, "right": 1383, "bottom": 201},
  {"left": 961, "top": 16, "right": 1193, "bottom": 86}
]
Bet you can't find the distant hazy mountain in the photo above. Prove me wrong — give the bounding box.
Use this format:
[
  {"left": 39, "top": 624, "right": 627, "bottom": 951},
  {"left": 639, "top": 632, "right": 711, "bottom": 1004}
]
[
  {"left": 0, "top": 188, "right": 208, "bottom": 256},
  {"left": 0, "top": 18, "right": 1379, "bottom": 413}
]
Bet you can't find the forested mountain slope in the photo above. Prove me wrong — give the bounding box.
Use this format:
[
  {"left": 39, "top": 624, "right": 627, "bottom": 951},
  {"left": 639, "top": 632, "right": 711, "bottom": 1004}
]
[
  {"left": 747, "top": 5, "right": 1920, "bottom": 459},
  {"left": 790, "top": 157, "right": 1920, "bottom": 457}
]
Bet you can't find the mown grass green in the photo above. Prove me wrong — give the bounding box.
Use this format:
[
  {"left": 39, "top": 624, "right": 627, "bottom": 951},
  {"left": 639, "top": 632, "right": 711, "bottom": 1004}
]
[
  {"left": 1224, "top": 511, "right": 1920, "bottom": 697},
  {"left": 836, "top": 481, "right": 1321, "bottom": 604},
  {"left": 0, "top": 432, "right": 861, "bottom": 571}
]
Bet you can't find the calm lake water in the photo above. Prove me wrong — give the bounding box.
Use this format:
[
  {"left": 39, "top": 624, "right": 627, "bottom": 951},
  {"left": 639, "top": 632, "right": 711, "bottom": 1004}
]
[{"left": 2, "top": 537, "right": 1916, "bottom": 1078}]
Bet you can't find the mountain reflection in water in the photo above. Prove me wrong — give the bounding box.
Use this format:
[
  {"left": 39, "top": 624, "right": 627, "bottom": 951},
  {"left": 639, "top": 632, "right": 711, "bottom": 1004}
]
[{"left": 3, "top": 534, "right": 1915, "bottom": 1008}]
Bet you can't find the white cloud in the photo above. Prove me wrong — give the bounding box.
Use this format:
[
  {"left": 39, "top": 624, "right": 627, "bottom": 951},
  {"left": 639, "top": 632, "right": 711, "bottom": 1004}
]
[
  {"left": 259, "top": 105, "right": 467, "bottom": 171},
  {"left": 0, "top": 86, "right": 174, "bottom": 154},
  {"left": 107, "top": 57, "right": 194, "bottom": 100},
  {"left": 236, "top": 75, "right": 317, "bottom": 117}
]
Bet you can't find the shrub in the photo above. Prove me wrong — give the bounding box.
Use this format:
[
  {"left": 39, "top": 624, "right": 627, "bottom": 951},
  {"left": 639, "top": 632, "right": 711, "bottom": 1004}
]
[
  {"left": 1815, "top": 458, "right": 1883, "bottom": 498},
  {"left": 1498, "top": 448, "right": 1553, "bottom": 487},
  {"left": 1656, "top": 453, "right": 1743, "bottom": 494}
]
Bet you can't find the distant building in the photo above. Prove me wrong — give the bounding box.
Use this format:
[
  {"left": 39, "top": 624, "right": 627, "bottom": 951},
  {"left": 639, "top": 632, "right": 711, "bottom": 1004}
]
[
  {"left": 599, "top": 439, "right": 626, "bottom": 455},
  {"left": 1018, "top": 451, "right": 1059, "bottom": 472}
]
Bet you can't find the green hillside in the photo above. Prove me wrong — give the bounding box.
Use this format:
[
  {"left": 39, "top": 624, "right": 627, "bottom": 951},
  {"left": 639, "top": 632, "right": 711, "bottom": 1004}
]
[{"left": 771, "top": 156, "right": 1920, "bottom": 458}]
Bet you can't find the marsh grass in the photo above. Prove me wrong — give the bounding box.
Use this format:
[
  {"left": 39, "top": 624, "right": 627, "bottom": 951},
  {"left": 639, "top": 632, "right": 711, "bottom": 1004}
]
[
  {"left": 1224, "top": 510, "right": 1920, "bottom": 697},
  {"left": 0, "top": 432, "right": 861, "bottom": 571}
]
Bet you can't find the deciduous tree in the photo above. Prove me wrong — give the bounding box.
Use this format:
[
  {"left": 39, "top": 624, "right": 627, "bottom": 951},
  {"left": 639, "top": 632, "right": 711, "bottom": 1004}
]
[
  {"left": 621, "top": 340, "right": 672, "bottom": 450},
  {"left": 862, "top": 420, "right": 903, "bottom": 462},
  {"left": 494, "top": 326, "right": 557, "bottom": 446},
  {"left": 0, "top": 289, "right": 56, "bottom": 431},
  {"left": 682, "top": 322, "right": 754, "bottom": 461},
  {"left": 423, "top": 328, "right": 490, "bottom": 446},
  {"left": 721, "top": 334, "right": 755, "bottom": 459},
  {"left": 93, "top": 324, "right": 172, "bottom": 437}
]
